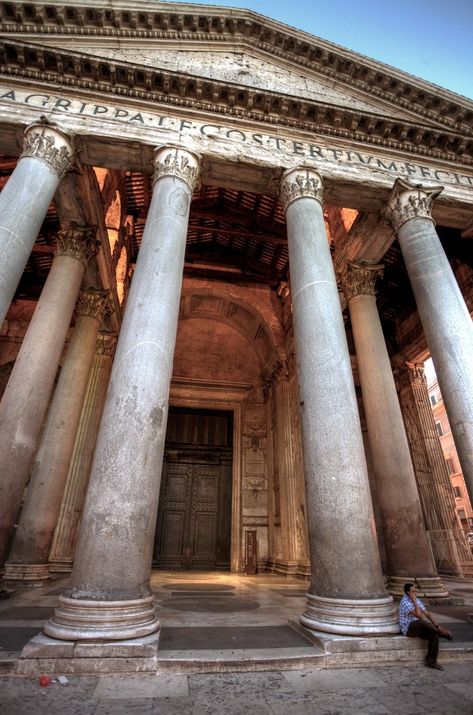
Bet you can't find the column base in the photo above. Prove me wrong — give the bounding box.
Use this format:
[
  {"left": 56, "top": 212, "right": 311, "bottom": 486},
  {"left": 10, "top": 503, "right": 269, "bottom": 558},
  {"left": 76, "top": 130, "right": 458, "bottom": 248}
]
[
  {"left": 272, "top": 560, "right": 300, "bottom": 576},
  {"left": 44, "top": 593, "right": 159, "bottom": 641},
  {"left": 48, "top": 558, "right": 73, "bottom": 574},
  {"left": 388, "top": 575, "right": 449, "bottom": 599},
  {"left": 300, "top": 592, "right": 399, "bottom": 636},
  {"left": 297, "top": 561, "right": 311, "bottom": 579},
  {"left": 3, "top": 562, "right": 52, "bottom": 584}
]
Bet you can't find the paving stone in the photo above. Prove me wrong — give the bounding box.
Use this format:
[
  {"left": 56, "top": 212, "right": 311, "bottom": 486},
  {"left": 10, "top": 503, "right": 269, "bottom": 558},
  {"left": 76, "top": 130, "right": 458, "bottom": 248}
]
[
  {"left": 282, "top": 667, "right": 388, "bottom": 691},
  {"left": 94, "top": 697, "right": 153, "bottom": 714},
  {"left": 158, "top": 596, "right": 260, "bottom": 613},
  {"left": 369, "top": 683, "right": 473, "bottom": 715},
  {"left": 268, "top": 688, "right": 391, "bottom": 715},
  {"left": 93, "top": 673, "right": 188, "bottom": 699},
  {"left": 445, "top": 682, "right": 473, "bottom": 700},
  {"left": 151, "top": 695, "right": 195, "bottom": 714},
  {"left": 160, "top": 625, "right": 311, "bottom": 650},
  {"left": 161, "top": 584, "right": 235, "bottom": 592},
  {"left": 0, "top": 607, "right": 54, "bottom": 620},
  {"left": 0, "top": 626, "right": 42, "bottom": 652},
  {"left": 0, "top": 699, "right": 97, "bottom": 715}
]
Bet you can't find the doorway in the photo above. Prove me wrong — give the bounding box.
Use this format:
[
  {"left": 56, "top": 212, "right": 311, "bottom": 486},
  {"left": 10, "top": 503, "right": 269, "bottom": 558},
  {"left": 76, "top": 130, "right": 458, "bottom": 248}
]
[{"left": 153, "top": 406, "right": 233, "bottom": 570}]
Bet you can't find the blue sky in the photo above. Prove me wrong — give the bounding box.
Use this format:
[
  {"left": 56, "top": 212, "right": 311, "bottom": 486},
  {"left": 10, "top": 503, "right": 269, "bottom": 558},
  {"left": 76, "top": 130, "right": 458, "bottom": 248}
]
[{"left": 167, "top": 0, "right": 472, "bottom": 100}]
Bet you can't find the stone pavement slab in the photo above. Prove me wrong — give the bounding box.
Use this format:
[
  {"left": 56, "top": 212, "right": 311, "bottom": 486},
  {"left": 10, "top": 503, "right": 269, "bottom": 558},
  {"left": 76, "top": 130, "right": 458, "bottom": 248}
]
[
  {"left": 92, "top": 674, "right": 188, "bottom": 699},
  {"left": 0, "top": 663, "right": 472, "bottom": 713}
]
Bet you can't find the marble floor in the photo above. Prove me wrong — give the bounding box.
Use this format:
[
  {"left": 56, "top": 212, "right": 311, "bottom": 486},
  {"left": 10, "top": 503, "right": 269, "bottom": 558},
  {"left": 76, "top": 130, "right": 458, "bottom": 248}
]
[{"left": 1, "top": 571, "right": 473, "bottom": 676}]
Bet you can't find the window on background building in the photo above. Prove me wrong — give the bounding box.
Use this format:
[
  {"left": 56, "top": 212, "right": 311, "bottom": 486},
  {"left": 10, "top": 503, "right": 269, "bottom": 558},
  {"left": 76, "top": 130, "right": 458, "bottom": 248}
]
[
  {"left": 458, "top": 508, "right": 468, "bottom": 530},
  {"left": 446, "top": 458, "right": 455, "bottom": 475},
  {"left": 430, "top": 394, "right": 437, "bottom": 406},
  {"left": 435, "top": 421, "right": 443, "bottom": 436},
  {"left": 453, "top": 486, "right": 462, "bottom": 498}
]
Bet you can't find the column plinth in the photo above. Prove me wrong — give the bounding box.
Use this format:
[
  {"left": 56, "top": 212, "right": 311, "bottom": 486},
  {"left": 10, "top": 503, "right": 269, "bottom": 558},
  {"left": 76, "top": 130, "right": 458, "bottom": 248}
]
[
  {"left": 0, "top": 120, "right": 74, "bottom": 326},
  {"left": 4, "top": 289, "right": 110, "bottom": 584},
  {"left": 44, "top": 145, "right": 200, "bottom": 641},
  {"left": 280, "top": 167, "right": 397, "bottom": 636},
  {"left": 0, "top": 225, "right": 99, "bottom": 567},
  {"left": 339, "top": 262, "right": 446, "bottom": 599},
  {"left": 384, "top": 178, "right": 473, "bottom": 511}
]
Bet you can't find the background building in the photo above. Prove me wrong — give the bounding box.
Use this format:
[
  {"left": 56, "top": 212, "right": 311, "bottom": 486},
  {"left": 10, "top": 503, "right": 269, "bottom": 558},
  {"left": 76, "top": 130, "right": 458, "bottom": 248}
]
[{"left": 427, "top": 359, "right": 473, "bottom": 536}]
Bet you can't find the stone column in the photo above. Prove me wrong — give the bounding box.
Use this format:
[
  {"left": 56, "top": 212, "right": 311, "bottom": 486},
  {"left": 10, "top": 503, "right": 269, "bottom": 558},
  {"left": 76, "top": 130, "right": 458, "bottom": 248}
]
[
  {"left": 0, "top": 226, "right": 99, "bottom": 566},
  {"left": 49, "top": 333, "right": 117, "bottom": 574},
  {"left": 280, "top": 168, "right": 397, "bottom": 636},
  {"left": 0, "top": 121, "right": 74, "bottom": 327},
  {"left": 4, "top": 289, "right": 111, "bottom": 583},
  {"left": 397, "top": 363, "right": 471, "bottom": 575},
  {"left": 339, "top": 262, "right": 446, "bottom": 598},
  {"left": 385, "top": 179, "right": 473, "bottom": 505},
  {"left": 268, "top": 353, "right": 300, "bottom": 574},
  {"left": 45, "top": 145, "right": 200, "bottom": 642}
]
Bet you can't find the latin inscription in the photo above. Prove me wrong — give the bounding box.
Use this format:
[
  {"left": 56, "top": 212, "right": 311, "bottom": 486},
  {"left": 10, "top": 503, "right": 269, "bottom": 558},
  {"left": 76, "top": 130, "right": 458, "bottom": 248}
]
[{"left": 1, "top": 87, "right": 473, "bottom": 189}]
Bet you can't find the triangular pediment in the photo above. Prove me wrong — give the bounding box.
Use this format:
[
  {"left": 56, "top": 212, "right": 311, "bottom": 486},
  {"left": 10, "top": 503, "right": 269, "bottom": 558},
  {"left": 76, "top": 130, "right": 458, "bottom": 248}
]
[{"left": 56, "top": 43, "right": 430, "bottom": 125}]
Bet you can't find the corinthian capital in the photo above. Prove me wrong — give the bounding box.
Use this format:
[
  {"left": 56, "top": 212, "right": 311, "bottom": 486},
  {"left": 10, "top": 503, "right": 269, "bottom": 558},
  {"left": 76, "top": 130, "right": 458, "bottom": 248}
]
[
  {"left": 153, "top": 145, "right": 201, "bottom": 192},
  {"left": 96, "top": 332, "right": 118, "bottom": 357},
  {"left": 55, "top": 224, "right": 100, "bottom": 268},
  {"left": 383, "top": 178, "right": 443, "bottom": 233},
  {"left": 21, "top": 119, "right": 74, "bottom": 179},
  {"left": 76, "top": 289, "right": 112, "bottom": 323},
  {"left": 279, "top": 167, "right": 323, "bottom": 211},
  {"left": 398, "top": 362, "right": 426, "bottom": 389},
  {"left": 339, "top": 262, "right": 384, "bottom": 302}
]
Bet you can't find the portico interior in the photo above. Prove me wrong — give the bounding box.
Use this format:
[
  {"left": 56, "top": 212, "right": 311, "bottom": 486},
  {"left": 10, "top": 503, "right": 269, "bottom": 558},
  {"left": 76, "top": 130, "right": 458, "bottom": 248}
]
[{"left": 0, "top": 1, "right": 472, "bottom": 655}]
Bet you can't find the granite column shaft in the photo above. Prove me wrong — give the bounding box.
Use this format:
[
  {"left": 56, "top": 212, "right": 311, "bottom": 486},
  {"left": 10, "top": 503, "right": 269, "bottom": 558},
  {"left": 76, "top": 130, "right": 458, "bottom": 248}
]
[
  {"left": 340, "top": 262, "right": 445, "bottom": 598},
  {"left": 4, "top": 289, "right": 110, "bottom": 582},
  {"left": 0, "top": 226, "right": 99, "bottom": 566},
  {"left": 280, "top": 168, "right": 397, "bottom": 636},
  {"left": 0, "top": 122, "right": 73, "bottom": 327},
  {"left": 49, "top": 334, "right": 117, "bottom": 573},
  {"left": 45, "top": 145, "right": 200, "bottom": 641},
  {"left": 385, "top": 179, "right": 473, "bottom": 506}
]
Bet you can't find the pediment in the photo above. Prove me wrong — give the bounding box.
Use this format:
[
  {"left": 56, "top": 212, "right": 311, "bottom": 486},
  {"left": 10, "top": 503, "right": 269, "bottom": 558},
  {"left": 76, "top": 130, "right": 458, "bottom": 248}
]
[{"left": 60, "top": 44, "right": 429, "bottom": 125}]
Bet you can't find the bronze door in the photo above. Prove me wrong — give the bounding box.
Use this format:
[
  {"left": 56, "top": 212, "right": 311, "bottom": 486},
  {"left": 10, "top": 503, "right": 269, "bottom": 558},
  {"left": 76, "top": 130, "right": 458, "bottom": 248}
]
[{"left": 153, "top": 408, "right": 232, "bottom": 569}]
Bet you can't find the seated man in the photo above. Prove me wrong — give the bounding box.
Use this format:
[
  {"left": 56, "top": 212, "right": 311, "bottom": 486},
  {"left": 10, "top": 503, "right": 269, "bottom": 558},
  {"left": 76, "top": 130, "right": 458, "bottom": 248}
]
[{"left": 399, "top": 582, "right": 452, "bottom": 670}]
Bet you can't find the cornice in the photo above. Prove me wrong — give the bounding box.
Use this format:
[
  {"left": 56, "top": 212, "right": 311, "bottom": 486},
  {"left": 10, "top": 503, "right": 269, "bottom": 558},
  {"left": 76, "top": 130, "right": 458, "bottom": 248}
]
[
  {"left": 1, "top": 39, "right": 472, "bottom": 166},
  {"left": 0, "top": 2, "right": 472, "bottom": 137}
]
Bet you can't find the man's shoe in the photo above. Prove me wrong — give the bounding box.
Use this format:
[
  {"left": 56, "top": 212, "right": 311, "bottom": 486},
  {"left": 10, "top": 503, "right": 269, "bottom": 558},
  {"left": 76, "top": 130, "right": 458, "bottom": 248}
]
[{"left": 425, "top": 661, "right": 443, "bottom": 670}]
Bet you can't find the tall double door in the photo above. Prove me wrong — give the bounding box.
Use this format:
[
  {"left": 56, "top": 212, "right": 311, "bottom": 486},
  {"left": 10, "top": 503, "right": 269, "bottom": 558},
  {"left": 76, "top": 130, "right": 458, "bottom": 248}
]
[{"left": 153, "top": 407, "right": 233, "bottom": 570}]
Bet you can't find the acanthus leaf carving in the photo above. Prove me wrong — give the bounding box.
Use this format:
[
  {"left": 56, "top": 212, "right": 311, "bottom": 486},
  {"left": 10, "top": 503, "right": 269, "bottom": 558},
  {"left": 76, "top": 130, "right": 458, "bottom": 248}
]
[
  {"left": 338, "top": 261, "right": 384, "bottom": 302},
  {"left": 21, "top": 118, "right": 74, "bottom": 179},
  {"left": 55, "top": 223, "right": 100, "bottom": 267},
  {"left": 383, "top": 178, "right": 443, "bottom": 233},
  {"left": 279, "top": 167, "right": 324, "bottom": 211}
]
